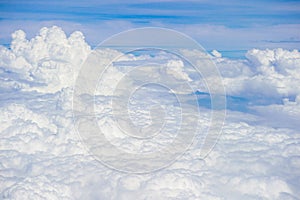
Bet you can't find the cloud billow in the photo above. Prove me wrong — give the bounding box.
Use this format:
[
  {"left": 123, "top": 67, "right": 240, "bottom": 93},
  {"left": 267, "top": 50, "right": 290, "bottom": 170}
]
[{"left": 0, "top": 26, "right": 300, "bottom": 199}]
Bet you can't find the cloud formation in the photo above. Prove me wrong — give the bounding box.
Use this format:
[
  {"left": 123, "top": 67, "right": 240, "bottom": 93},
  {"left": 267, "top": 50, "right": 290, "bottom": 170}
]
[
  {"left": 213, "top": 48, "right": 300, "bottom": 98},
  {"left": 0, "top": 26, "right": 91, "bottom": 93},
  {"left": 0, "top": 27, "right": 300, "bottom": 199}
]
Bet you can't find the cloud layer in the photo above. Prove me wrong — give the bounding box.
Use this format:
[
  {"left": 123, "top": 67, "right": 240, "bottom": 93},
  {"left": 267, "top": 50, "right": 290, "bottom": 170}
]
[{"left": 0, "top": 27, "right": 300, "bottom": 199}]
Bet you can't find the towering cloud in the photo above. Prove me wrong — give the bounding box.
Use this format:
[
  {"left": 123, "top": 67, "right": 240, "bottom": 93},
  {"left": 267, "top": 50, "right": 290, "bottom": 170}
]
[{"left": 0, "top": 26, "right": 91, "bottom": 93}]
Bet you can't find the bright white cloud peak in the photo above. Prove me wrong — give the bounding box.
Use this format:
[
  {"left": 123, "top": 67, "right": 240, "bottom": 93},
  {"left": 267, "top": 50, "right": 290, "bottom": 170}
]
[
  {"left": 0, "top": 26, "right": 300, "bottom": 199},
  {"left": 0, "top": 26, "right": 91, "bottom": 93}
]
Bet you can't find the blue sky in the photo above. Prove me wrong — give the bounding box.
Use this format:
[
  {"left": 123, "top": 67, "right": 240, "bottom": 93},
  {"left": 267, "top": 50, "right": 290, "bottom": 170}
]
[{"left": 0, "top": 0, "right": 300, "bottom": 51}]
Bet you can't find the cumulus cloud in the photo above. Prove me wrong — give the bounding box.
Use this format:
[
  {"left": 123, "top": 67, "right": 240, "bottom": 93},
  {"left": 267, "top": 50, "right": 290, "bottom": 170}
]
[
  {"left": 208, "top": 48, "right": 300, "bottom": 101},
  {"left": 245, "top": 48, "right": 300, "bottom": 97},
  {"left": 0, "top": 26, "right": 300, "bottom": 199},
  {"left": 0, "top": 26, "right": 91, "bottom": 93}
]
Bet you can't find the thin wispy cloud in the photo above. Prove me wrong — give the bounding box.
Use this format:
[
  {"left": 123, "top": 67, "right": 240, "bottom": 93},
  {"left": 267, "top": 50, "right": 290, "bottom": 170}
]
[{"left": 1, "top": 0, "right": 299, "bottom": 50}]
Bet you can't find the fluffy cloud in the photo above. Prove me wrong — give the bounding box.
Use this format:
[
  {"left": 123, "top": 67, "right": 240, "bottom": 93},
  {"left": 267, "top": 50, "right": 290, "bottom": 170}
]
[
  {"left": 245, "top": 48, "right": 300, "bottom": 97},
  {"left": 0, "top": 26, "right": 91, "bottom": 93},
  {"left": 0, "top": 26, "right": 300, "bottom": 199},
  {"left": 213, "top": 48, "right": 300, "bottom": 99}
]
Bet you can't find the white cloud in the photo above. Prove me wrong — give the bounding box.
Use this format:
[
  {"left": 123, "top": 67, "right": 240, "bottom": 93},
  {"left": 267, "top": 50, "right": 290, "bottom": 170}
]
[
  {"left": 210, "top": 48, "right": 300, "bottom": 99},
  {"left": 0, "top": 26, "right": 300, "bottom": 199},
  {"left": 211, "top": 50, "right": 222, "bottom": 58},
  {"left": 251, "top": 97, "right": 300, "bottom": 130},
  {"left": 0, "top": 26, "right": 91, "bottom": 93}
]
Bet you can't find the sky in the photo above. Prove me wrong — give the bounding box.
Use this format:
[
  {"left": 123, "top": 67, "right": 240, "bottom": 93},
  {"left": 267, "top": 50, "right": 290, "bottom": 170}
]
[
  {"left": 0, "top": 0, "right": 300, "bottom": 51},
  {"left": 1, "top": 1, "right": 300, "bottom": 199}
]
